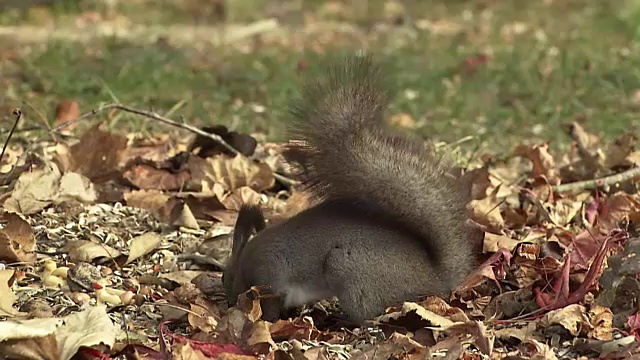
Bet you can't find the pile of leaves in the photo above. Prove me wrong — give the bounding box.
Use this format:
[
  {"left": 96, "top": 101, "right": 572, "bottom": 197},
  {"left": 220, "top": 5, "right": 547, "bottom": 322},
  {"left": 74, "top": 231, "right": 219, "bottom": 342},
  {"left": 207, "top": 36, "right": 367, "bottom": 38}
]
[{"left": 0, "top": 104, "right": 639, "bottom": 360}]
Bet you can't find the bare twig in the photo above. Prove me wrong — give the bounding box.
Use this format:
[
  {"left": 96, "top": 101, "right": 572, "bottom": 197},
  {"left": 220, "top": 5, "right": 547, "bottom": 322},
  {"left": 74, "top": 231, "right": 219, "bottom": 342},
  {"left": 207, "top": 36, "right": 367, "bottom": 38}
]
[
  {"left": 0, "top": 109, "right": 23, "bottom": 166},
  {"left": 10, "top": 103, "right": 299, "bottom": 187},
  {"left": 552, "top": 167, "right": 640, "bottom": 193}
]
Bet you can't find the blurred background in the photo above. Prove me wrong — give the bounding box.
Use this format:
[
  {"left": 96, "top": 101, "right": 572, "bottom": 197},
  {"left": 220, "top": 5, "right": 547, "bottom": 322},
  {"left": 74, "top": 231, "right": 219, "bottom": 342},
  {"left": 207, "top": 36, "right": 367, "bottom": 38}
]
[{"left": 0, "top": 0, "right": 639, "bottom": 150}]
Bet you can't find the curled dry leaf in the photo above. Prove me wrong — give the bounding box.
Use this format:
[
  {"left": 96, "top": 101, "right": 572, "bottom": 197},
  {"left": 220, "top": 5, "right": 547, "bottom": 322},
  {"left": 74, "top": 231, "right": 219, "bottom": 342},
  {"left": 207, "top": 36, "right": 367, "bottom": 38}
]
[
  {"left": 541, "top": 304, "right": 591, "bottom": 337},
  {"left": 124, "top": 190, "right": 199, "bottom": 229},
  {"left": 53, "top": 99, "right": 80, "bottom": 130},
  {"left": 468, "top": 185, "right": 505, "bottom": 233},
  {"left": 374, "top": 302, "right": 456, "bottom": 331},
  {"left": 188, "top": 303, "right": 218, "bottom": 334},
  {"left": 519, "top": 339, "right": 559, "bottom": 360},
  {"left": 588, "top": 305, "right": 614, "bottom": 341},
  {"left": 122, "top": 162, "right": 191, "bottom": 191},
  {"left": 245, "top": 321, "right": 276, "bottom": 354},
  {"left": 220, "top": 186, "right": 263, "bottom": 211},
  {"left": 0, "top": 305, "right": 116, "bottom": 360},
  {"left": 172, "top": 342, "right": 209, "bottom": 360},
  {"left": 189, "top": 154, "right": 275, "bottom": 193},
  {"left": 65, "top": 123, "right": 128, "bottom": 184},
  {"left": 4, "top": 162, "right": 97, "bottom": 215},
  {"left": 596, "top": 192, "right": 640, "bottom": 233},
  {"left": 483, "top": 232, "right": 524, "bottom": 253},
  {"left": 4, "top": 163, "right": 61, "bottom": 215},
  {"left": 0, "top": 269, "right": 18, "bottom": 317},
  {"left": 188, "top": 125, "right": 258, "bottom": 157},
  {"left": 63, "top": 239, "right": 122, "bottom": 263},
  {"left": 604, "top": 132, "right": 637, "bottom": 169},
  {"left": 0, "top": 212, "right": 36, "bottom": 264},
  {"left": 544, "top": 198, "right": 584, "bottom": 227},
  {"left": 515, "top": 143, "right": 560, "bottom": 185},
  {"left": 126, "top": 232, "right": 163, "bottom": 264}
]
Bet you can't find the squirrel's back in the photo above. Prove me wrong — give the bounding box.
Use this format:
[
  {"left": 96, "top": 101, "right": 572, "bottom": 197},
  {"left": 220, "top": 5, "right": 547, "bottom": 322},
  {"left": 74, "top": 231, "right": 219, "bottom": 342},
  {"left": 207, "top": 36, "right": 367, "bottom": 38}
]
[{"left": 285, "top": 55, "right": 477, "bottom": 286}]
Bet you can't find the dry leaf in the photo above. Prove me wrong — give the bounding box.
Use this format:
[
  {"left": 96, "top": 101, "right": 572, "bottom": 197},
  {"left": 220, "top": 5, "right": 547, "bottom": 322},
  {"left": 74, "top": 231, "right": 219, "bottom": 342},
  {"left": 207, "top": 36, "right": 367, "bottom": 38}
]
[
  {"left": 588, "top": 305, "right": 613, "bottom": 341},
  {"left": 0, "top": 305, "right": 116, "bottom": 360},
  {"left": 4, "top": 163, "right": 97, "bottom": 215},
  {"left": 0, "top": 212, "right": 36, "bottom": 264},
  {"left": 545, "top": 198, "right": 583, "bottom": 227},
  {"left": 188, "top": 303, "right": 218, "bottom": 334},
  {"left": 189, "top": 154, "right": 274, "bottom": 192},
  {"left": 604, "top": 132, "right": 637, "bottom": 169},
  {"left": 159, "top": 270, "right": 207, "bottom": 285},
  {"left": 519, "top": 339, "right": 559, "bottom": 360},
  {"left": 245, "top": 320, "right": 275, "bottom": 354},
  {"left": 126, "top": 232, "right": 163, "bottom": 264},
  {"left": 172, "top": 342, "right": 210, "bottom": 360},
  {"left": 123, "top": 163, "right": 191, "bottom": 191},
  {"left": 66, "top": 123, "right": 128, "bottom": 183},
  {"left": 56, "top": 171, "right": 98, "bottom": 204},
  {"left": 468, "top": 185, "right": 505, "bottom": 233},
  {"left": 375, "top": 302, "right": 456, "bottom": 330},
  {"left": 4, "top": 163, "right": 61, "bottom": 215},
  {"left": 0, "top": 269, "right": 18, "bottom": 317},
  {"left": 483, "top": 232, "right": 523, "bottom": 253},
  {"left": 541, "top": 304, "right": 591, "bottom": 336},
  {"left": 515, "top": 143, "right": 560, "bottom": 185},
  {"left": 63, "top": 239, "right": 122, "bottom": 263},
  {"left": 53, "top": 100, "right": 80, "bottom": 130},
  {"left": 220, "top": 186, "right": 263, "bottom": 211}
]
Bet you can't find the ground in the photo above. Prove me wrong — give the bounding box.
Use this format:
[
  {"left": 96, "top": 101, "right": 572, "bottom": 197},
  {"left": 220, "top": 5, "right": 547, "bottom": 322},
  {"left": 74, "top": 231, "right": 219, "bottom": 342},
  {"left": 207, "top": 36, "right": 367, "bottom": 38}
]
[{"left": 0, "top": 1, "right": 639, "bottom": 360}]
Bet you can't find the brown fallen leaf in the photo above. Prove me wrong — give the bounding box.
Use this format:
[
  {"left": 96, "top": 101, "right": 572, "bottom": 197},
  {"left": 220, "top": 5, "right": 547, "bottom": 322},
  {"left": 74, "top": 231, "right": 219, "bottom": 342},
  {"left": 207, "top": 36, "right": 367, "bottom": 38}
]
[
  {"left": 0, "top": 212, "right": 36, "bottom": 264},
  {"left": 188, "top": 303, "right": 218, "bottom": 334},
  {"left": 596, "top": 192, "right": 640, "bottom": 234},
  {"left": 483, "top": 232, "right": 524, "bottom": 253},
  {"left": 604, "top": 132, "right": 637, "bottom": 169},
  {"left": 515, "top": 143, "right": 560, "bottom": 185},
  {"left": 540, "top": 303, "right": 591, "bottom": 337},
  {"left": 122, "top": 162, "right": 191, "bottom": 191},
  {"left": 3, "top": 163, "right": 97, "bottom": 215},
  {"left": 0, "top": 269, "right": 18, "bottom": 317},
  {"left": 53, "top": 99, "right": 80, "bottom": 130},
  {"left": 3, "top": 163, "right": 61, "bottom": 215},
  {"left": 220, "top": 186, "right": 263, "bottom": 211},
  {"left": 172, "top": 342, "right": 210, "bottom": 360},
  {"left": 125, "top": 232, "right": 163, "bottom": 264},
  {"left": 468, "top": 185, "right": 505, "bottom": 233},
  {"left": 0, "top": 305, "right": 116, "bottom": 360},
  {"left": 588, "top": 305, "right": 614, "bottom": 341},
  {"left": 189, "top": 154, "right": 275, "bottom": 193},
  {"left": 63, "top": 239, "right": 122, "bottom": 263},
  {"left": 245, "top": 320, "right": 275, "bottom": 355},
  {"left": 188, "top": 125, "right": 258, "bottom": 157},
  {"left": 64, "top": 122, "right": 128, "bottom": 183},
  {"left": 124, "top": 190, "right": 199, "bottom": 229}
]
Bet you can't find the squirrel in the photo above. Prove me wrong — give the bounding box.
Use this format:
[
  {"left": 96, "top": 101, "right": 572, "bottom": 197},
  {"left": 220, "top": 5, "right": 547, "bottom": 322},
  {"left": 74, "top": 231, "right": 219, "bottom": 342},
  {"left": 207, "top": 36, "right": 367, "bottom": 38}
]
[{"left": 223, "top": 55, "right": 482, "bottom": 324}]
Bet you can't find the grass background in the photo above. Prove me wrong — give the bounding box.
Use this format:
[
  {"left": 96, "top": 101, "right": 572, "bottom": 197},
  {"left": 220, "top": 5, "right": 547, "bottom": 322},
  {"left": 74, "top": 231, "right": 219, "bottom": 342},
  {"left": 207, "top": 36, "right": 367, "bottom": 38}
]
[{"left": 1, "top": 0, "right": 639, "bottom": 152}]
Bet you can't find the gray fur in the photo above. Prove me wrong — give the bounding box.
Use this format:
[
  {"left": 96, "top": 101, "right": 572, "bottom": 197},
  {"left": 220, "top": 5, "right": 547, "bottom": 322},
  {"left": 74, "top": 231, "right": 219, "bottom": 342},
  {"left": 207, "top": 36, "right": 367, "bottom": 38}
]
[{"left": 223, "top": 55, "right": 479, "bottom": 323}]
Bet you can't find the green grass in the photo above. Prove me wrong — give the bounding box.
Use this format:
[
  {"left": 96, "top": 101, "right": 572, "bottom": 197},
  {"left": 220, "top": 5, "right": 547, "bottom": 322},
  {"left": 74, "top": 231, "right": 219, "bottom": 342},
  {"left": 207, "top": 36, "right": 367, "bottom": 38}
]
[{"left": 1, "top": 0, "right": 639, "bottom": 152}]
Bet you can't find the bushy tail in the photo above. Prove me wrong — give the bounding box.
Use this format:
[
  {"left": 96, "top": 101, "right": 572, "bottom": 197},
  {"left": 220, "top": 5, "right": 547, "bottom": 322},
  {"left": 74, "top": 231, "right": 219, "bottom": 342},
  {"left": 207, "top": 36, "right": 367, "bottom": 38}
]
[{"left": 284, "top": 55, "right": 475, "bottom": 285}]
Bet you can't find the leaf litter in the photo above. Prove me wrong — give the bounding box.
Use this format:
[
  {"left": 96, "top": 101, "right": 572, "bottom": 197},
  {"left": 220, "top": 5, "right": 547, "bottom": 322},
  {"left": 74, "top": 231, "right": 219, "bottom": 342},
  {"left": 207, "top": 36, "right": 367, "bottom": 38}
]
[{"left": 0, "top": 105, "right": 639, "bottom": 360}]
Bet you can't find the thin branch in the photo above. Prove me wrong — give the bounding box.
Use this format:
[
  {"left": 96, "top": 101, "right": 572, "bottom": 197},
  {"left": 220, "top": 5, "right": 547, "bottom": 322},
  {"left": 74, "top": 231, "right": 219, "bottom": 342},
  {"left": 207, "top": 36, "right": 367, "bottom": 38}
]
[
  {"left": 112, "top": 104, "right": 240, "bottom": 154},
  {"left": 0, "top": 109, "right": 23, "bottom": 165},
  {"left": 552, "top": 167, "right": 640, "bottom": 193},
  {"left": 10, "top": 103, "right": 299, "bottom": 187}
]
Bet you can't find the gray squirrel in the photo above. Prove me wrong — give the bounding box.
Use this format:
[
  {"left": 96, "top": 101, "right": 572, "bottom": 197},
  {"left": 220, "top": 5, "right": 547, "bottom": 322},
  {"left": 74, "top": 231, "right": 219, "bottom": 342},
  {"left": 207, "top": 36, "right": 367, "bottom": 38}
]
[{"left": 223, "top": 55, "right": 481, "bottom": 324}]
